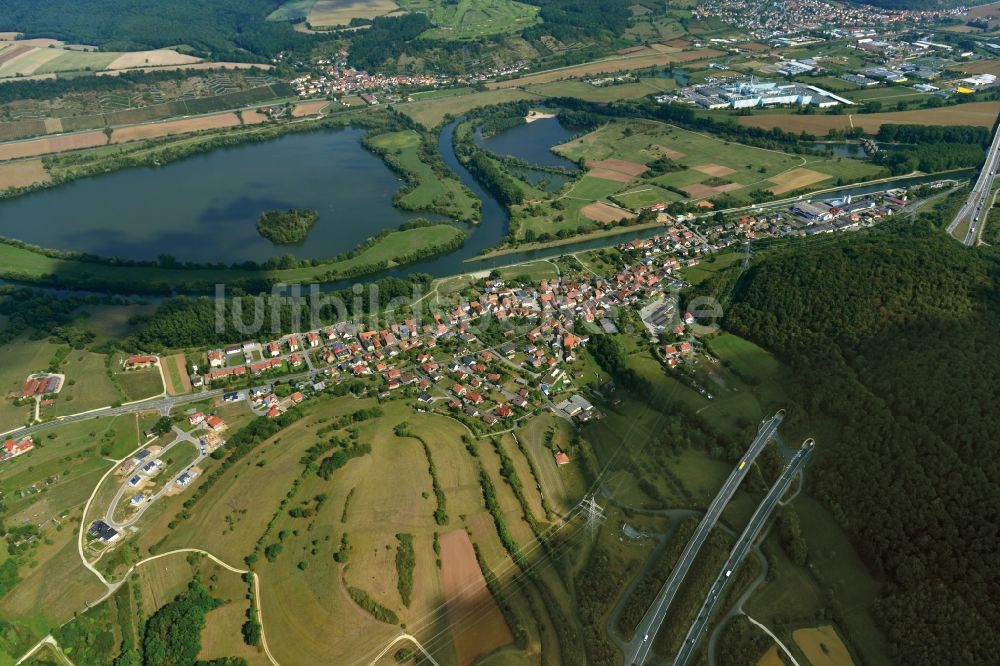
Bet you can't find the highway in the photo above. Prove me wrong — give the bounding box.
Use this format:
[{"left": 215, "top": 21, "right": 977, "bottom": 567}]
[
  {"left": 673, "top": 439, "right": 815, "bottom": 666},
  {"left": 625, "top": 411, "right": 784, "bottom": 666},
  {"left": 947, "top": 115, "right": 1000, "bottom": 246}
]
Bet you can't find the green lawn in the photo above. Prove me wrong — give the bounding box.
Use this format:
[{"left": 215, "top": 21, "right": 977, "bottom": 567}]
[
  {"left": 679, "top": 251, "right": 744, "bottom": 285},
  {"left": 44, "top": 352, "right": 122, "bottom": 418},
  {"left": 399, "top": 0, "right": 540, "bottom": 40},
  {"left": 116, "top": 368, "right": 164, "bottom": 402},
  {"left": 367, "top": 129, "right": 480, "bottom": 222}
]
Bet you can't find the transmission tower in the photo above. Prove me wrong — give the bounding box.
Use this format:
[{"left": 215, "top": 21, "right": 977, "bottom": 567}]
[{"left": 580, "top": 495, "right": 606, "bottom": 539}]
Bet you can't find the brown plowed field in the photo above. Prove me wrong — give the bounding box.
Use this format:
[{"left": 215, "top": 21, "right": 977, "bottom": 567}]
[
  {"left": 581, "top": 201, "right": 636, "bottom": 224},
  {"left": 0, "top": 159, "right": 49, "bottom": 189},
  {"left": 0, "top": 131, "right": 107, "bottom": 161},
  {"left": 439, "top": 530, "right": 512, "bottom": 666},
  {"left": 111, "top": 113, "right": 241, "bottom": 143}
]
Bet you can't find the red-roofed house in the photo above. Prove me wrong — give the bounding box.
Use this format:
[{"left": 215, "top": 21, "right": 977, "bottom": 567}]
[
  {"left": 205, "top": 416, "right": 226, "bottom": 432},
  {"left": 124, "top": 355, "right": 157, "bottom": 369},
  {"left": 554, "top": 451, "right": 571, "bottom": 466},
  {"left": 3, "top": 437, "right": 34, "bottom": 459}
]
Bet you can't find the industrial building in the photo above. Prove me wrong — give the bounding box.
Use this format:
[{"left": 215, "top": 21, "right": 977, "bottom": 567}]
[{"left": 659, "top": 80, "right": 852, "bottom": 110}]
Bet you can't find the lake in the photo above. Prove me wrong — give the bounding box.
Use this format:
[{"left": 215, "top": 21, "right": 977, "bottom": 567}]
[
  {"left": 0, "top": 128, "right": 435, "bottom": 264},
  {"left": 474, "top": 117, "right": 580, "bottom": 170}
]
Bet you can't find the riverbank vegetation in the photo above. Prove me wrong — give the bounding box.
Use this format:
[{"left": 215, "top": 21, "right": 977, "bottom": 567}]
[{"left": 257, "top": 208, "right": 319, "bottom": 245}]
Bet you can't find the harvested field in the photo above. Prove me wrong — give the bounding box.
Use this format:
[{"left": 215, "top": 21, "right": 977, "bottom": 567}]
[
  {"left": 0, "top": 131, "right": 107, "bottom": 161},
  {"left": 588, "top": 158, "right": 648, "bottom": 177},
  {"left": 240, "top": 110, "right": 269, "bottom": 124},
  {"left": 111, "top": 113, "right": 241, "bottom": 143},
  {"left": 96, "top": 61, "right": 271, "bottom": 76},
  {"left": 43, "top": 118, "right": 63, "bottom": 133},
  {"left": 684, "top": 182, "right": 742, "bottom": 199},
  {"left": 310, "top": 0, "right": 401, "bottom": 26},
  {"left": 0, "top": 47, "right": 68, "bottom": 77},
  {"left": 106, "top": 49, "right": 201, "bottom": 70},
  {"left": 793, "top": 625, "right": 856, "bottom": 666},
  {"left": 0, "top": 119, "right": 47, "bottom": 142},
  {"left": 439, "top": 530, "right": 513, "bottom": 666},
  {"left": 958, "top": 58, "right": 1000, "bottom": 77},
  {"left": 0, "top": 33, "right": 21, "bottom": 41},
  {"left": 768, "top": 167, "right": 830, "bottom": 194},
  {"left": 581, "top": 201, "right": 636, "bottom": 224},
  {"left": 693, "top": 163, "right": 735, "bottom": 177},
  {"left": 0, "top": 159, "right": 50, "bottom": 189},
  {"left": 292, "top": 100, "right": 330, "bottom": 116},
  {"left": 588, "top": 167, "right": 634, "bottom": 183},
  {"left": 488, "top": 49, "right": 722, "bottom": 89},
  {"left": 739, "top": 101, "right": 1000, "bottom": 134}
]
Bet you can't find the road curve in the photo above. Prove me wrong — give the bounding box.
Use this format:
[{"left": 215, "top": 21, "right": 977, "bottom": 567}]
[
  {"left": 674, "top": 440, "right": 814, "bottom": 665},
  {"left": 625, "top": 412, "right": 784, "bottom": 666}
]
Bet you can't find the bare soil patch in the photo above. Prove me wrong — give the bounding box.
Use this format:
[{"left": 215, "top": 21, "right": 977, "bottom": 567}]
[
  {"left": 581, "top": 201, "right": 637, "bottom": 224},
  {"left": 439, "top": 530, "right": 513, "bottom": 666},
  {"left": 292, "top": 100, "right": 330, "bottom": 117},
  {"left": 755, "top": 645, "right": 785, "bottom": 666},
  {"left": 310, "top": 0, "right": 401, "bottom": 26},
  {"left": 588, "top": 158, "right": 648, "bottom": 177},
  {"left": 107, "top": 49, "right": 201, "bottom": 70},
  {"left": 768, "top": 167, "right": 830, "bottom": 194},
  {"left": 958, "top": 59, "right": 1000, "bottom": 76},
  {"left": 0, "top": 131, "right": 107, "bottom": 161},
  {"left": 0, "top": 33, "right": 22, "bottom": 41},
  {"left": 111, "top": 113, "right": 240, "bottom": 143},
  {"left": 793, "top": 625, "right": 856, "bottom": 666},
  {"left": 693, "top": 163, "right": 735, "bottom": 177},
  {"left": 0, "top": 159, "right": 50, "bottom": 189}
]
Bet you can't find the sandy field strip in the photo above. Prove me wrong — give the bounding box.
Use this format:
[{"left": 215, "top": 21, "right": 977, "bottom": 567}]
[
  {"left": 792, "top": 625, "right": 856, "bottom": 666},
  {"left": 14, "top": 39, "right": 65, "bottom": 48},
  {"left": 581, "top": 201, "right": 637, "bottom": 224},
  {"left": 755, "top": 645, "right": 786, "bottom": 666},
  {"left": 292, "top": 100, "right": 330, "bottom": 117},
  {"left": 111, "top": 113, "right": 241, "bottom": 143},
  {"left": 439, "top": 530, "right": 513, "bottom": 666},
  {"left": 588, "top": 158, "right": 648, "bottom": 177},
  {"left": 0, "top": 45, "right": 28, "bottom": 66},
  {"left": 0, "top": 131, "right": 108, "bottom": 161},
  {"left": 0, "top": 159, "right": 50, "bottom": 189},
  {"left": 768, "top": 167, "right": 830, "bottom": 194},
  {"left": 240, "top": 110, "right": 270, "bottom": 124},
  {"left": 489, "top": 49, "right": 723, "bottom": 89},
  {"left": 693, "top": 163, "right": 735, "bottom": 177},
  {"left": 739, "top": 101, "right": 1000, "bottom": 134},
  {"left": 0, "top": 33, "right": 22, "bottom": 41},
  {"left": 107, "top": 49, "right": 201, "bottom": 70},
  {"left": 309, "top": 0, "right": 401, "bottom": 26}
]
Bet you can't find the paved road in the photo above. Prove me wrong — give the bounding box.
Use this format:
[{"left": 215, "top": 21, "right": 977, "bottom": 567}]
[
  {"left": 625, "top": 412, "right": 784, "bottom": 666},
  {"left": 104, "top": 427, "right": 205, "bottom": 530},
  {"left": 948, "top": 116, "right": 1000, "bottom": 246},
  {"left": 1, "top": 368, "right": 318, "bottom": 441},
  {"left": 673, "top": 439, "right": 815, "bottom": 666}
]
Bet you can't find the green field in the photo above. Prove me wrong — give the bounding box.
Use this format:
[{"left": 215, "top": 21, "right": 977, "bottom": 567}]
[
  {"left": 44, "top": 351, "right": 122, "bottom": 418},
  {"left": 117, "top": 368, "right": 164, "bottom": 402},
  {"left": 399, "top": 0, "right": 540, "bottom": 40},
  {"left": 555, "top": 119, "right": 884, "bottom": 204},
  {"left": 400, "top": 88, "right": 542, "bottom": 128},
  {"left": 524, "top": 79, "right": 670, "bottom": 103},
  {"left": 367, "top": 129, "right": 480, "bottom": 222}
]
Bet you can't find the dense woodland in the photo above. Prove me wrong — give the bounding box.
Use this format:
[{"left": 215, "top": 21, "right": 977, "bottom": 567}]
[
  {"left": 724, "top": 224, "right": 999, "bottom": 666},
  {"left": 0, "top": 0, "right": 311, "bottom": 59},
  {"left": 875, "top": 123, "right": 993, "bottom": 175}
]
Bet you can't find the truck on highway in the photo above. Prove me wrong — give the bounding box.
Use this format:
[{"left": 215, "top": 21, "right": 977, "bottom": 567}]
[{"left": 738, "top": 461, "right": 746, "bottom": 470}]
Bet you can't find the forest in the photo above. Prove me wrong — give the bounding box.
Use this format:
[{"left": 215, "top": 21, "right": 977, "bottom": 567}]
[
  {"left": 0, "top": 0, "right": 312, "bottom": 59},
  {"left": 724, "top": 224, "right": 1000, "bottom": 666},
  {"left": 875, "top": 123, "right": 992, "bottom": 175}
]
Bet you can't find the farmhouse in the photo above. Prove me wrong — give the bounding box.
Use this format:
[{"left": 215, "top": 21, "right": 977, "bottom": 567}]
[
  {"left": 2, "top": 436, "right": 34, "bottom": 460},
  {"left": 124, "top": 355, "right": 157, "bottom": 369}
]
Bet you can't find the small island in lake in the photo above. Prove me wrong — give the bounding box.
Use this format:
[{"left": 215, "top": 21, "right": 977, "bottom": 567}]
[{"left": 256, "top": 208, "right": 319, "bottom": 245}]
